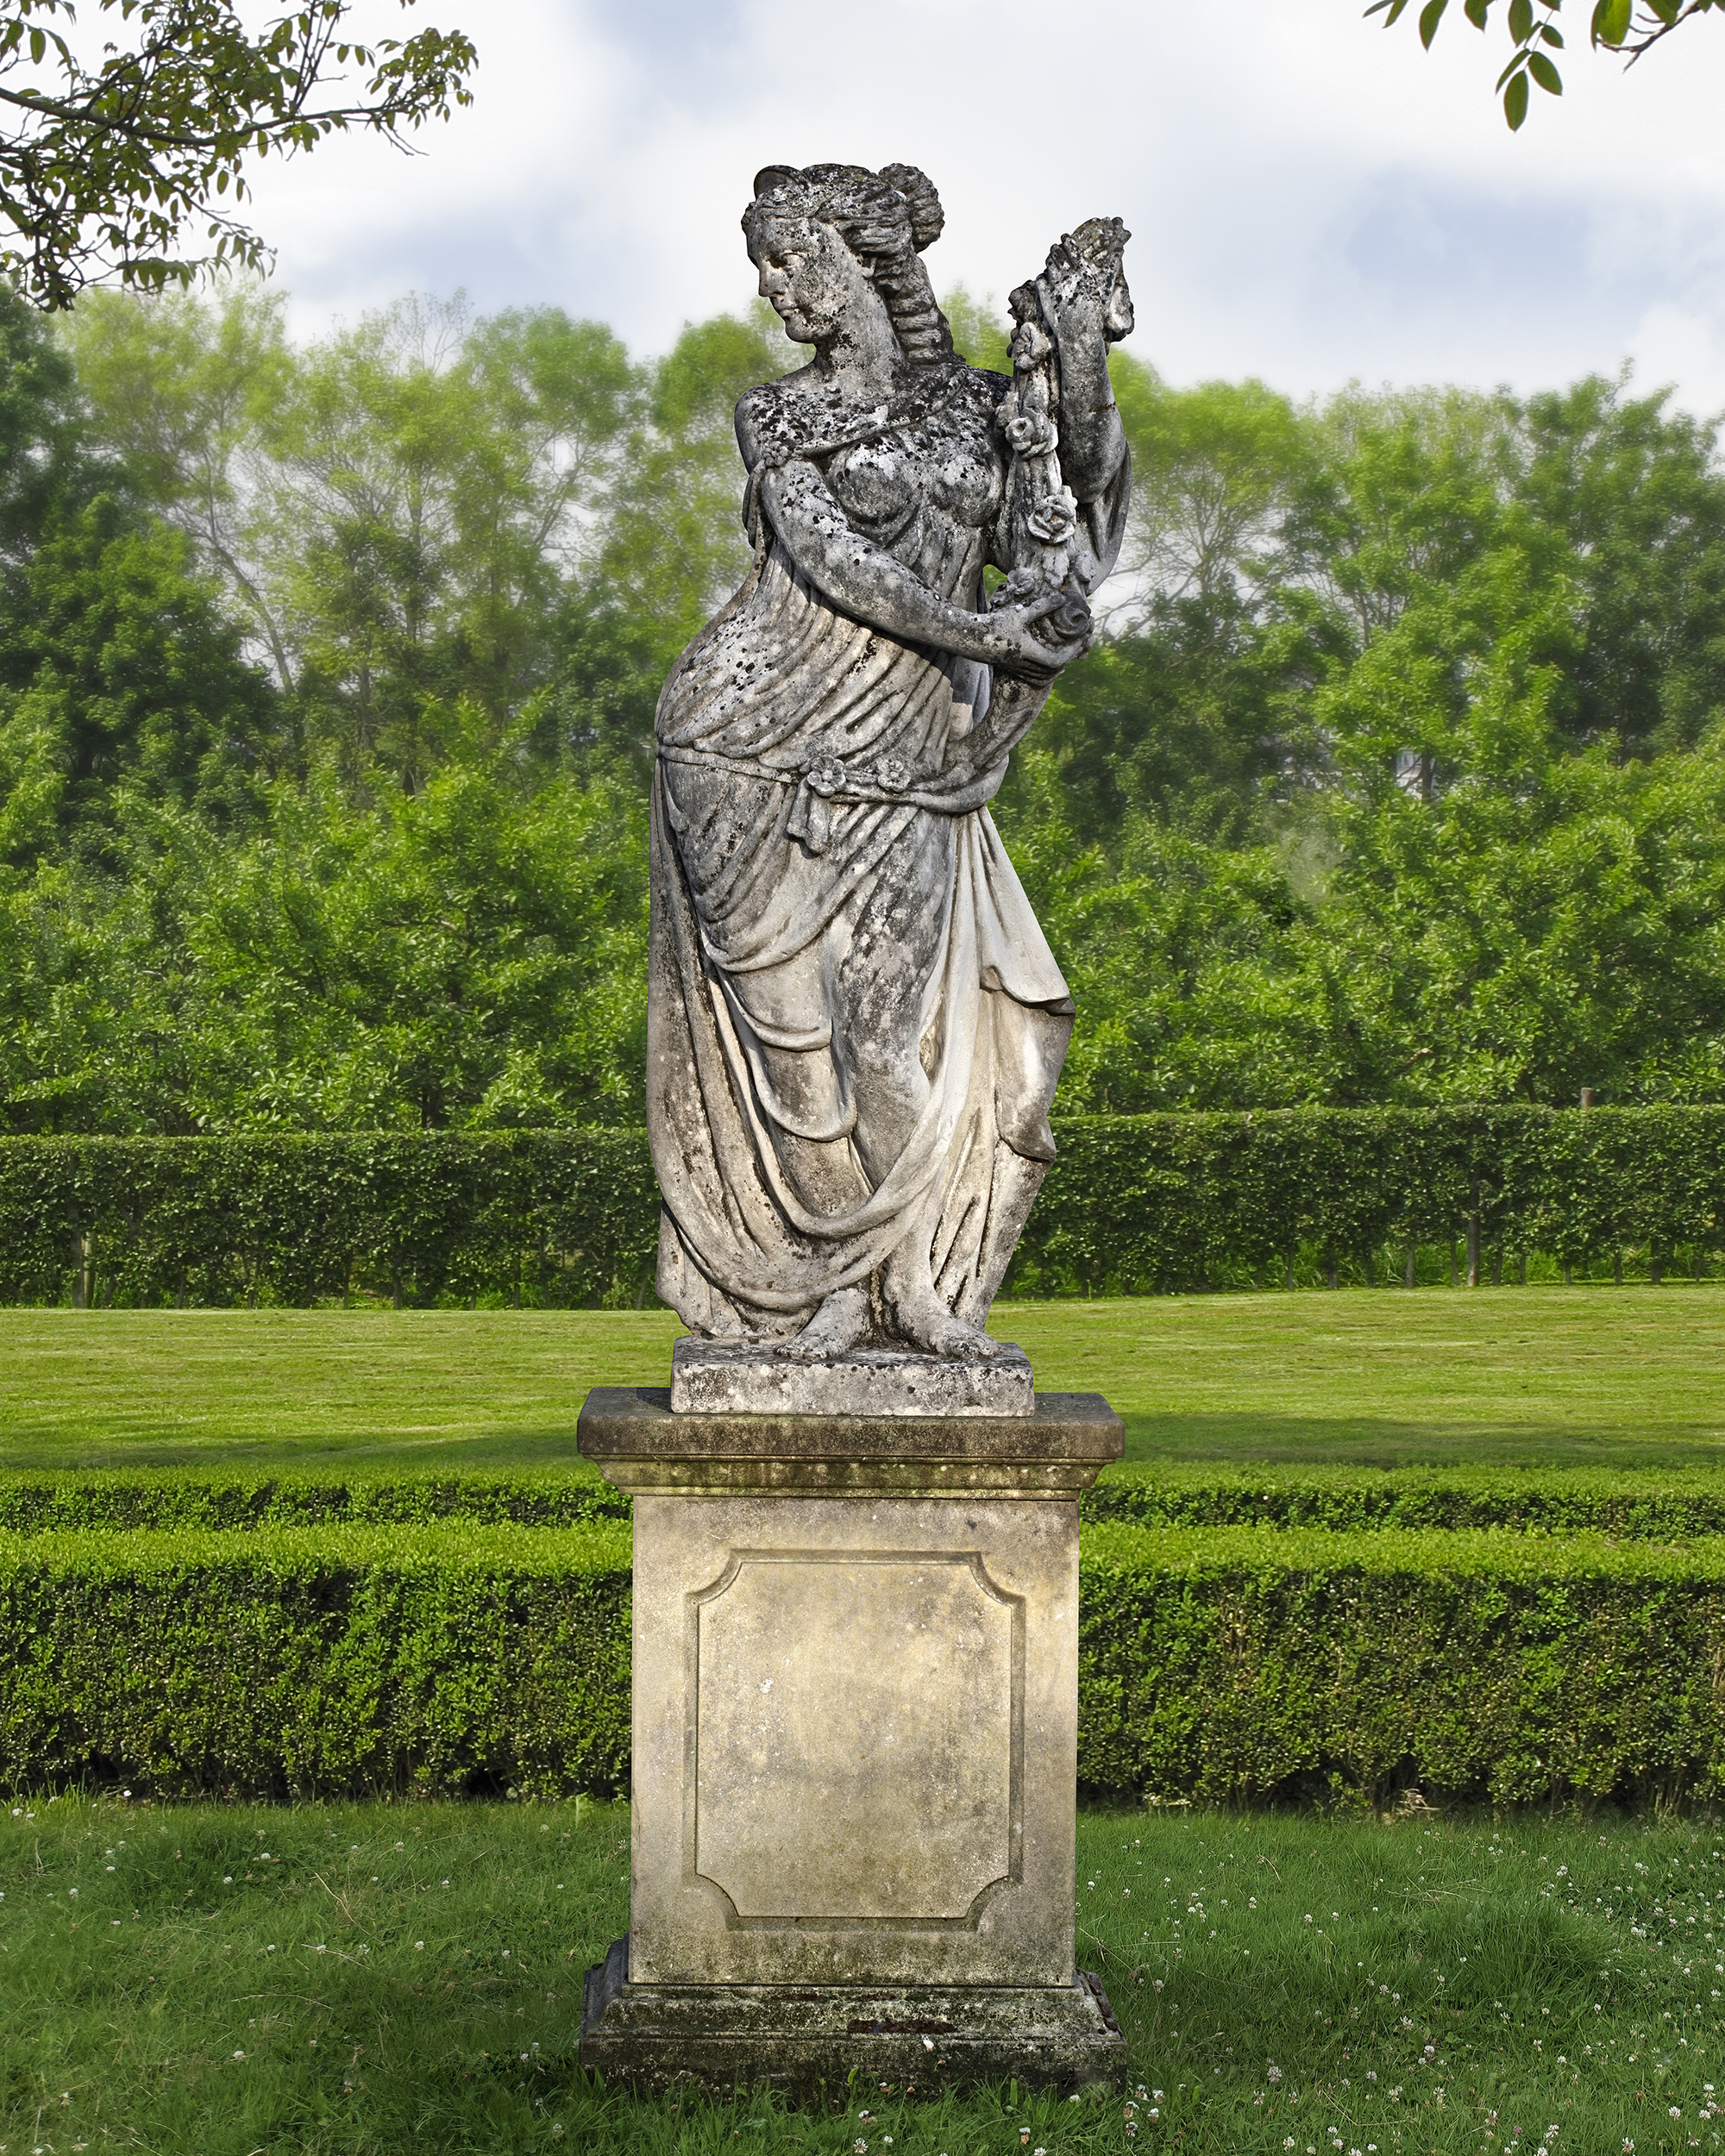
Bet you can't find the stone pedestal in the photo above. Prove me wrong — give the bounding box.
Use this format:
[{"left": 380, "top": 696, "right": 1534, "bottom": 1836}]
[{"left": 575, "top": 1382, "right": 1126, "bottom": 2095}]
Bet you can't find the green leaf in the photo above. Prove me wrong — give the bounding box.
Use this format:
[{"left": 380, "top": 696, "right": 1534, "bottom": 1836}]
[
  {"left": 1465, "top": 0, "right": 1492, "bottom": 22},
  {"left": 1527, "top": 47, "right": 1565, "bottom": 86},
  {"left": 1508, "top": 0, "right": 1534, "bottom": 42},
  {"left": 1419, "top": 0, "right": 1451, "bottom": 43},
  {"left": 1504, "top": 65, "right": 1531, "bottom": 122},
  {"left": 1539, "top": 22, "right": 1565, "bottom": 44},
  {"left": 1592, "top": 0, "right": 1633, "bottom": 42}
]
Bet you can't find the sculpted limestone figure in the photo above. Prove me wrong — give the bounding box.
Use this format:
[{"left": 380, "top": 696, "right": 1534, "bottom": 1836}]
[{"left": 648, "top": 163, "right": 1132, "bottom": 1363}]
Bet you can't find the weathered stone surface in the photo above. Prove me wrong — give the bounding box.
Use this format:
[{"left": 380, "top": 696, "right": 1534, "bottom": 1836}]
[
  {"left": 669, "top": 1336, "right": 1032, "bottom": 1418},
  {"left": 695, "top": 1548, "right": 1013, "bottom": 1920},
  {"left": 646, "top": 164, "right": 1132, "bottom": 1366},
  {"left": 579, "top": 1935, "right": 1127, "bottom": 2094},
  {"left": 577, "top": 1386, "right": 1121, "bottom": 1497},
  {"left": 624, "top": 1486, "right": 1079, "bottom": 1990}
]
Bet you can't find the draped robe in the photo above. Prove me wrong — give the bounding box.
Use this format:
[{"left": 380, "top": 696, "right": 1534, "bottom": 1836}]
[{"left": 647, "top": 361, "right": 1128, "bottom": 1338}]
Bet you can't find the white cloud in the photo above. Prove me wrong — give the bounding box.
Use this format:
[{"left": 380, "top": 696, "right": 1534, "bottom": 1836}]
[{"left": 229, "top": 0, "right": 1725, "bottom": 419}]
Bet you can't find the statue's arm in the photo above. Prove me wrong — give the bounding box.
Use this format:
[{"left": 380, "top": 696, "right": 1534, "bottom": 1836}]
[
  {"left": 756, "top": 455, "right": 1081, "bottom": 677},
  {"left": 1051, "top": 329, "right": 1126, "bottom": 505},
  {"left": 758, "top": 457, "right": 982, "bottom": 656}
]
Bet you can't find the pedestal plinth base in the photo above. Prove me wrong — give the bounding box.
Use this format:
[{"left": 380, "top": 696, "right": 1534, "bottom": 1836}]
[{"left": 578, "top": 1937, "right": 1126, "bottom": 2096}]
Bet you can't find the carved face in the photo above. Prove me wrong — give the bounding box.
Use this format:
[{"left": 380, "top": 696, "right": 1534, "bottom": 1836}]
[{"left": 748, "top": 215, "right": 865, "bottom": 346}]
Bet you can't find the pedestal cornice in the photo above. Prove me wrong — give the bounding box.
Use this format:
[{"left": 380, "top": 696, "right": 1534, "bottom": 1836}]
[{"left": 575, "top": 1387, "right": 1123, "bottom": 1496}]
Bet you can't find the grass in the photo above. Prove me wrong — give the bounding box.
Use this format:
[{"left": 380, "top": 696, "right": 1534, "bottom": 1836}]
[
  {"left": 5, "top": 1795, "right": 1725, "bottom": 2154},
  {"left": 0, "top": 1288, "right": 1722, "bottom": 1474}
]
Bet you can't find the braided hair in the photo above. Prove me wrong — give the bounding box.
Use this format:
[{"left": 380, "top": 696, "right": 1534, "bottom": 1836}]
[{"left": 743, "top": 161, "right": 955, "bottom": 368}]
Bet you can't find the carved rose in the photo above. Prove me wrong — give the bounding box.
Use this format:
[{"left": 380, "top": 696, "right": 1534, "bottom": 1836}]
[
  {"left": 804, "top": 753, "right": 849, "bottom": 797},
  {"left": 1002, "top": 411, "right": 1057, "bottom": 458},
  {"left": 1025, "top": 493, "right": 1078, "bottom": 545},
  {"left": 874, "top": 755, "right": 910, "bottom": 792},
  {"left": 1009, "top": 316, "right": 1052, "bottom": 370}
]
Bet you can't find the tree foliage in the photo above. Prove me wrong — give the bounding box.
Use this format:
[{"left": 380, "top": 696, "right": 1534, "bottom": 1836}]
[
  {"left": 1365, "top": 0, "right": 1722, "bottom": 129},
  {"left": 0, "top": 0, "right": 476, "bottom": 306},
  {"left": 2, "top": 284, "right": 1725, "bottom": 1135}
]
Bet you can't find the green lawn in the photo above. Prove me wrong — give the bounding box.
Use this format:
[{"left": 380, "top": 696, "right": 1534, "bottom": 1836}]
[
  {"left": 5, "top": 1794, "right": 1722, "bottom": 2155},
  {"left": 0, "top": 1288, "right": 1722, "bottom": 1473}
]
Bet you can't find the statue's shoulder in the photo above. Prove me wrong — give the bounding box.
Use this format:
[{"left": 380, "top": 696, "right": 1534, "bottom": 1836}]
[
  {"left": 957, "top": 360, "right": 1012, "bottom": 401},
  {"left": 735, "top": 375, "right": 831, "bottom": 472}
]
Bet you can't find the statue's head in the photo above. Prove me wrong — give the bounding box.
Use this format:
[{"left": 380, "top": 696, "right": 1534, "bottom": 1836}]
[{"left": 743, "top": 162, "right": 954, "bottom": 368}]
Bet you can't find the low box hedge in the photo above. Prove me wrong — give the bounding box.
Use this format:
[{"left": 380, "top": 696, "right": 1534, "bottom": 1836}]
[
  {"left": 0, "top": 1470, "right": 631, "bottom": 1536},
  {"left": 4, "top": 1463, "right": 1724, "bottom": 1540},
  {"left": 0, "top": 1523, "right": 631, "bottom": 1800},
  {"left": 1080, "top": 1525, "right": 1725, "bottom": 1808},
  {"left": 4, "top": 1515, "right": 1725, "bottom": 1809},
  {"left": 1081, "top": 1464, "right": 1725, "bottom": 1539}
]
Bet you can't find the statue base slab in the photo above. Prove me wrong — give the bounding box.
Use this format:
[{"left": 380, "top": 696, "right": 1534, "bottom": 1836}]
[
  {"left": 669, "top": 1336, "right": 1032, "bottom": 1418},
  {"left": 578, "top": 1935, "right": 1126, "bottom": 2096}
]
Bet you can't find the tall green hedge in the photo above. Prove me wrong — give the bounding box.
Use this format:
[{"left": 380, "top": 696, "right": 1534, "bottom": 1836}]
[
  {"left": 0, "top": 1131, "right": 660, "bottom": 1308},
  {"left": 1, "top": 1106, "right": 1721, "bottom": 1306},
  {"left": 1013, "top": 1106, "right": 1725, "bottom": 1294}
]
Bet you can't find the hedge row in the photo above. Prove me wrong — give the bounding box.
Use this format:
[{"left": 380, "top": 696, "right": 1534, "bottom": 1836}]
[
  {"left": 0, "top": 1131, "right": 660, "bottom": 1309},
  {"left": 7, "top": 1520, "right": 1725, "bottom": 1808},
  {"left": 1079, "top": 1526, "right": 1725, "bottom": 1808},
  {"left": 2, "top": 1106, "right": 1722, "bottom": 1305},
  {"left": 1016, "top": 1105, "right": 1725, "bottom": 1294},
  {"left": 0, "top": 1471, "right": 633, "bottom": 1536},
  {"left": 7, "top": 1463, "right": 1725, "bottom": 1539},
  {"left": 0, "top": 1525, "right": 632, "bottom": 1800}
]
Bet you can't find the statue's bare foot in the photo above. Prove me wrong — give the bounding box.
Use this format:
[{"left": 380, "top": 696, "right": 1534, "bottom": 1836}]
[
  {"left": 777, "top": 1286, "right": 870, "bottom": 1362},
  {"left": 887, "top": 1284, "right": 1005, "bottom": 1361}
]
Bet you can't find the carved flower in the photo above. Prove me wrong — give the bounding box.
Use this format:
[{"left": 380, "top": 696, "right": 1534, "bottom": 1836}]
[
  {"left": 1001, "top": 410, "right": 1057, "bottom": 457},
  {"left": 1024, "top": 492, "right": 1078, "bottom": 545},
  {"left": 1009, "top": 316, "right": 1052, "bottom": 369},
  {"left": 874, "top": 755, "right": 910, "bottom": 792},
  {"left": 804, "top": 752, "right": 849, "bottom": 797}
]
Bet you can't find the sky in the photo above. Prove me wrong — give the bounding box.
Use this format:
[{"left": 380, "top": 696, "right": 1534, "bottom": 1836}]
[{"left": 235, "top": 0, "right": 1725, "bottom": 420}]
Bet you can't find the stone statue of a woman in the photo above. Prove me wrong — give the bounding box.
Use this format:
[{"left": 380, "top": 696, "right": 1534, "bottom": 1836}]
[{"left": 648, "top": 161, "right": 1132, "bottom": 1363}]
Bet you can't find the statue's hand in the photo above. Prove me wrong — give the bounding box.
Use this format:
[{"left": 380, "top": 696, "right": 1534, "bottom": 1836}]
[
  {"left": 1036, "top": 235, "right": 1109, "bottom": 351},
  {"left": 981, "top": 589, "right": 1093, "bottom": 684}
]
